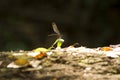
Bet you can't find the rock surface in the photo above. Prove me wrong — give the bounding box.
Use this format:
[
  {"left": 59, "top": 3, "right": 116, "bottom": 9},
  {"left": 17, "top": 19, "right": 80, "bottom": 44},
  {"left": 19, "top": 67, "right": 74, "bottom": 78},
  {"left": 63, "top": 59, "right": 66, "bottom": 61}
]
[{"left": 0, "top": 46, "right": 120, "bottom": 80}]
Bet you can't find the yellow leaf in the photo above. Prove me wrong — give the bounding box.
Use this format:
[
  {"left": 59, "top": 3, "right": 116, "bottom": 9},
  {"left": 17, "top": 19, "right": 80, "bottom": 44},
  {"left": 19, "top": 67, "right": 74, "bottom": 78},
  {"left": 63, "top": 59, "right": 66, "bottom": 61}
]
[
  {"left": 33, "top": 48, "right": 48, "bottom": 52},
  {"left": 34, "top": 52, "right": 47, "bottom": 59},
  {"left": 101, "top": 47, "right": 112, "bottom": 51},
  {"left": 14, "top": 59, "right": 29, "bottom": 66}
]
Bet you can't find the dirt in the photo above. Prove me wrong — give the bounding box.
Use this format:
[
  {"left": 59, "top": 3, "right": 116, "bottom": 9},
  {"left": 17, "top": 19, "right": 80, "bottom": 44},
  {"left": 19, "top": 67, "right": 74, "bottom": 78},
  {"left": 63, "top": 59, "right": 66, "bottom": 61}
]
[{"left": 0, "top": 47, "right": 120, "bottom": 80}]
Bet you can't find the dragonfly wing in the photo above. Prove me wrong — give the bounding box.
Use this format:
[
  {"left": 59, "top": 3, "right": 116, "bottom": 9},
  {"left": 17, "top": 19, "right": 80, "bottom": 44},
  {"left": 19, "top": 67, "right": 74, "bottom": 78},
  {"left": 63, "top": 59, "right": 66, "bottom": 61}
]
[{"left": 52, "top": 22, "right": 61, "bottom": 36}]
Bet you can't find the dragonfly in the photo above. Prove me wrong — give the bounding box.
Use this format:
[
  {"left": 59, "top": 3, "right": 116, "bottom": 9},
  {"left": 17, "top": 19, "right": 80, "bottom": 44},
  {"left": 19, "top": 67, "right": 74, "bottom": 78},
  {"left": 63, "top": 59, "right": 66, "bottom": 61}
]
[
  {"left": 48, "top": 22, "right": 64, "bottom": 50},
  {"left": 52, "top": 22, "right": 62, "bottom": 38}
]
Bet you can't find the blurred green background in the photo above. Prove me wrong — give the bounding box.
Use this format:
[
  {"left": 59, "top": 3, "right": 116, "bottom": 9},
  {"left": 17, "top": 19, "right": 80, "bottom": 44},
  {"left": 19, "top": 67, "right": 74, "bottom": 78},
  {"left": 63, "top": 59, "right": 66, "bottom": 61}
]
[{"left": 0, "top": 0, "right": 120, "bottom": 51}]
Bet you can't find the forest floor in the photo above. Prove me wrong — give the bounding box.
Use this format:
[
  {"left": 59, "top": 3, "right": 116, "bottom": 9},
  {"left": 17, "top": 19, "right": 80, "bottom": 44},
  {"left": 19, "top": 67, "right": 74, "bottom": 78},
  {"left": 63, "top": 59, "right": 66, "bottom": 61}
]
[{"left": 0, "top": 45, "right": 120, "bottom": 80}]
